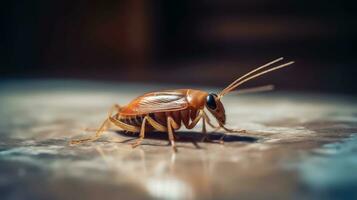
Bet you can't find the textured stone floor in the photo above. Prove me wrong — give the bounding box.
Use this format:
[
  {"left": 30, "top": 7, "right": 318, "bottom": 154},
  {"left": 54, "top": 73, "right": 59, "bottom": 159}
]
[{"left": 0, "top": 80, "right": 357, "bottom": 200}]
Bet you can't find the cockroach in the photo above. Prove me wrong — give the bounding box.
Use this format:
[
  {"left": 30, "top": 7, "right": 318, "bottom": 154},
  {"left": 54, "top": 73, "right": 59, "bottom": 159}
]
[{"left": 70, "top": 57, "right": 294, "bottom": 152}]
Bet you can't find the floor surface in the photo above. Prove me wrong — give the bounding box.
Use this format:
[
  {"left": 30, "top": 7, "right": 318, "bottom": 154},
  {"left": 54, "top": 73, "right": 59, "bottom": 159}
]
[{"left": 0, "top": 80, "right": 357, "bottom": 200}]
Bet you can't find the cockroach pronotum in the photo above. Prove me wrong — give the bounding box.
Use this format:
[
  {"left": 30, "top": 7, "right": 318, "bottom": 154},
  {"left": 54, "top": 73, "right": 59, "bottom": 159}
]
[{"left": 70, "top": 57, "right": 294, "bottom": 152}]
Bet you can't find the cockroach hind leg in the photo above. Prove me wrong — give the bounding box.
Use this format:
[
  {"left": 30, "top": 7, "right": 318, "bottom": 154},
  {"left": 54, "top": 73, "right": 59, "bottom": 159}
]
[
  {"left": 108, "top": 104, "right": 121, "bottom": 117},
  {"left": 70, "top": 137, "right": 94, "bottom": 145},
  {"left": 106, "top": 136, "right": 131, "bottom": 143},
  {"left": 70, "top": 119, "right": 110, "bottom": 145}
]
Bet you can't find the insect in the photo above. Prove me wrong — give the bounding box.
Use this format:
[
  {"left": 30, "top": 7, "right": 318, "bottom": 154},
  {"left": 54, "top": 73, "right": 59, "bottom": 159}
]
[{"left": 70, "top": 57, "right": 294, "bottom": 152}]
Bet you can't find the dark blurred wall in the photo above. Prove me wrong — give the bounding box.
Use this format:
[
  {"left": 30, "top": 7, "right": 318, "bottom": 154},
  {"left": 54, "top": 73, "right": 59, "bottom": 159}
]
[{"left": 2, "top": 0, "right": 357, "bottom": 93}]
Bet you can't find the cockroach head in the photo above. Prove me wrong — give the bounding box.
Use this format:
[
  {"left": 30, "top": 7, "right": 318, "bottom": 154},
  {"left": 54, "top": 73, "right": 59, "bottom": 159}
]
[{"left": 205, "top": 93, "right": 226, "bottom": 125}]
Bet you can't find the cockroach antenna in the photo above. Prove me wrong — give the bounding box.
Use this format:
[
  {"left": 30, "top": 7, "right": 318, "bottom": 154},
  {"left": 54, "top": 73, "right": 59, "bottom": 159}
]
[
  {"left": 218, "top": 58, "right": 294, "bottom": 98},
  {"left": 233, "top": 84, "right": 275, "bottom": 95}
]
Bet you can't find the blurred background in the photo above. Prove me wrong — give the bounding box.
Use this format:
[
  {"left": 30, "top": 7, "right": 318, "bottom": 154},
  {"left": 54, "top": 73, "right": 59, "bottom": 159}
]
[{"left": 2, "top": 0, "right": 357, "bottom": 94}]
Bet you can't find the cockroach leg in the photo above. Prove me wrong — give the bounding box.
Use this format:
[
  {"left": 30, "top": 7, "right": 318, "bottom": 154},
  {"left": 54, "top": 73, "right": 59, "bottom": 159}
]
[
  {"left": 145, "top": 115, "right": 167, "bottom": 132},
  {"left": 203, "top": 121, "right": 246, "bottom": 144},
  {"left": 217, "top": 125, "right": 246, "bottom": 144},
  {"left": 216, "top": 120, "right": 246, "bottom": 134},
  {"left": 109, "top": 116, "right": 140, "bottom": 132},
  {"left": 167, "top": 117, "right": 179, "bottom": 152},
  {"left": 105, "top": 136, "right": 134, "bottom": 143},
  {"left": 186, "top": 110, "right": 204, "bottom": 129},
  {"left": 200, "top": 116, "right": 210, "bottom": 142},
  {"left": 132, "top": 117, "right": 147, "bottom": 148},
  {"left": 203, "top": 111, "right": 220, "bottom": 129},
  {"left": 202, "top": 116, "right": 207, "bottom": 133},
  {"left": 108, "top": 104, "right": 121, "bottom": 117},
  {"left": 70, "top": 118, "right": 111, "bottom": 145},
  {"left": 130, "top": 115, "right": 168, "bottom": 148},
  {"left": 168, "top": 116, "right": 180, "bottom": 129},
  {"left": 82, "top": 123, "right": 122, "bottom": 132},
  {"left": 70, "top": 104, "right": 125, "bottom": 146},
  {"left": 220, "top": 125, "right": 246, "bottom": 134},
  {"left": 212, "top": 127, "right": 222, "bottom": 133},
  {"left": 219, "top": 135, "right": 225, "bottom": 144}
]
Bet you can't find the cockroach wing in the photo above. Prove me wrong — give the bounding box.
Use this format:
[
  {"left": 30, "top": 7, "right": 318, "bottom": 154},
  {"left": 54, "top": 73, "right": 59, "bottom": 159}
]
[{"left": 120, "top": 90, "right": 189, "bottom": 115}]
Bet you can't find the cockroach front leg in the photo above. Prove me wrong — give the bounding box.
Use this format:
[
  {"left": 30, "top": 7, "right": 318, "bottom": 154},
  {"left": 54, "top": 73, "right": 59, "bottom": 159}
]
[
  {"left": 203, "top": 111, "right": 221, "bottom": 130},
  {"left": 184, "top": 110, "right": 210, "bottom": 142},
  {"left": 201, "top": 113, "right": 219, "bottom": 143},
  {"left": 219, "top": 124, "right": 246, "bottom": 134},
  {"left": 200, "top": 116, "right": 214, "bottom": 143},
  {"left": 217, "top": 123, "right": 246, "bottom": 144},
  {"left": 186, "top": 110, "right": 204, "bottom": 129},
  {"left": 202, "top": 115, "right": 207, "bottom": 133}
]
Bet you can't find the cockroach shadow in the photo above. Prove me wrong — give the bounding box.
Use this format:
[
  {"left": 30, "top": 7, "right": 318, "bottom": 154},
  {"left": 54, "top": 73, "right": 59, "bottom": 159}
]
[{"left": 115, "top": 130, "right": 258, "bottom": 145}]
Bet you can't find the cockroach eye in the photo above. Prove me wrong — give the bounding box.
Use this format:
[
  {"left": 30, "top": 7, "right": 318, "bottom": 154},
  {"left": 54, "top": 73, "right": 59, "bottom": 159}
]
[{"left": 206, "top": 94, "right": 217, "bottom": 110}]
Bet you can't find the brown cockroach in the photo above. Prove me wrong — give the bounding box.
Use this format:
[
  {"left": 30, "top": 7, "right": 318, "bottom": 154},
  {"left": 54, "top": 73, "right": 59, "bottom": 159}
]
[{"left": 70, "top": 57, "right": 294, "bottom": 152}]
